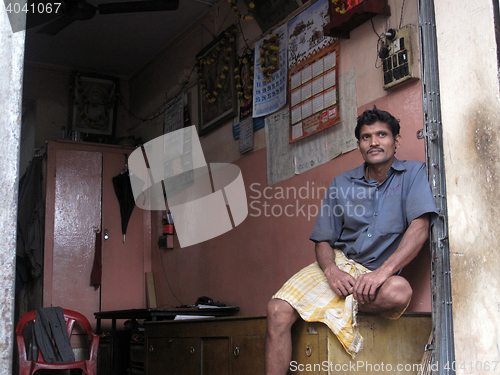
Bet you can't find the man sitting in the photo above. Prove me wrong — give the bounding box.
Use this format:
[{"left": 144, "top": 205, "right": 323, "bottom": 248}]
[{"left": 265, "top": 107, "right": 437, "bottom": 375}]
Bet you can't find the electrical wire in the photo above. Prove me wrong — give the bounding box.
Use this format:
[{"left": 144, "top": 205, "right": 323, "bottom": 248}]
[
  {"left": 121, "top": 17, "right": 249, "bottom": 135},
  {"left": 215, "top": 4, "right": 233, "bottom": 36},
  {"left": 120, "top": 63, "right": 197, "bottom": 134},
  {"left": 116, "top": 93, "right": 159, "bottom": 123},
  {"left": 399, "top": 0, "right": 406, "bottom": 29},
  {"left": 370, "top": 17, "right": 382, "bottom": 38},
  {"left": 201, "top": 22, "right": 216, "bottom": 39},
  {"left": 122, "top": 1, "right": 248, "bottom": 132},
  {"left": 237, "top": 17, "right": 251, "bottom": 50},
  {"left": 159, "top": 249, "right": 184, "bottom": 307},
  {"left": 370, "top": 18, "right": 385, "bottom": 69}
]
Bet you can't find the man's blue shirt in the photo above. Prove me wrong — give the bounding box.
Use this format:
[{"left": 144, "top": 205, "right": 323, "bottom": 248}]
[{"left": 310, "top": 158, "right": 438, "bottom": 270}]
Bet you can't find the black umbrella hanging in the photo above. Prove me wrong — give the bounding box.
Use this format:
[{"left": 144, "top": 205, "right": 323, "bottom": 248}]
[{"left": 112, "top": 154, "right": 136, "bottom": 243}]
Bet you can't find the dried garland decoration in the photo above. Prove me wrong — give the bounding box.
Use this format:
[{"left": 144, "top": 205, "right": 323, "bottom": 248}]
[
  {"left": 332, "top": 0, "right": 348, "bottom": 14},
  {"left": 196, "top": 26, "right": 238, "bottom": 104},
  {"left": 228, "top": 0, "right": 254, "bottom": 21},
  {"left": 235, "top": 48, "right": 254, "bottom": 106},
  {"left": 259, "top": 33, "right": 280, "bottom": 83},
  {"left": 71, "top": 73, "right": 117, "bottom": 130}
]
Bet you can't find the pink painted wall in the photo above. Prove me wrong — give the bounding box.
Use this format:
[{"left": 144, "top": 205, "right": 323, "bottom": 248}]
[
  {"left": 129, "top": 0, "right": 430, "bottom": 315},
  {"left": 23, "top": 0, "right": 430, "bottom": 317},
  {"left": 147, "top": 81, "right": 430, "bottom": 315}
]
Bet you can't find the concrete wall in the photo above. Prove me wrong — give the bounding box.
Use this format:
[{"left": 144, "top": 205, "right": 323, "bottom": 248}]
[
  {"left": 0, "top": 3, "right": 24, "bottom": 372},
  {"left": 435, "top": 0, "right": 500, "bottom": 371},
  {"left": 130, "top": 0, "right": 432, "bottom": 315}
]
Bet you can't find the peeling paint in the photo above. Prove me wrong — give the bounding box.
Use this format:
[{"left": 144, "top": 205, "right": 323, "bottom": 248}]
[
  {"left": 436, "top": 0, "right": 500, "bottom": 365},
  {"left": 307, "top": 327, "right": 318, "bottom": 335},
  {"left": 470, "top": 107, "right": 500, "bottom": 213}
]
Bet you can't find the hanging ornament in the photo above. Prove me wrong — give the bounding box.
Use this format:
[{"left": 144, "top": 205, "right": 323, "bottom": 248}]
[
  {"left": 228, "top": 0, "right": 255, "bottom": 21},
  {"left": 332, "top": 0, "right": 348, "bottom": 14},
  {"left": 259, "top": 33, "right": 280, "bottom": 83},
  {"left": 196, "top": 25, "right": 238, "bottom": 104},
  {"left": 235, "top": 48, "right": 254, "bottom": 107}
]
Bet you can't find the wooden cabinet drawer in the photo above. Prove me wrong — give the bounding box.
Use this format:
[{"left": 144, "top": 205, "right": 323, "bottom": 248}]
[
  {"left": 202, "top": 337, "right": 230, "bottom": 375},
  {"left": 230, "top": 335, "right": 265, "bottom": 375},
  {"left": 145, "top": 314, "right": 431, "bottom": 375},
  {"left": 146, "top": 337, "right": 200, "bottom": 375},
  {"left": 289, "top": 314, "right": 432, "bottom": 375},
  {"left": 145, "top": 316, "right": 266, "bottom": 375}
]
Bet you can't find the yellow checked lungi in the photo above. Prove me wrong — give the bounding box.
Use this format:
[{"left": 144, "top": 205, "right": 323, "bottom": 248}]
[{"left": 272, "top": 249, "right": 407, "bottom": 358}]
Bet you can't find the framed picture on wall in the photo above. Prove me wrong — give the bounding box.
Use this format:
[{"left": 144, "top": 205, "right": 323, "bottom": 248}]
[
  {"left": 196, "top": 25, "right": 238, "bottom": 136},
  {"left": 70, "top": 72, "right": 119, "bottom": 141}
]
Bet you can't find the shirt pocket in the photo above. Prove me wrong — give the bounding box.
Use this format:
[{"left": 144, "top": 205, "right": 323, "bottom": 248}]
[{"left": 376, "top": 194, "right": 405, "bottom": 234}]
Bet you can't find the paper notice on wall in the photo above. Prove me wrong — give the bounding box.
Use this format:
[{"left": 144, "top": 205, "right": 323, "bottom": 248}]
[
  {"left": 164, "top": 93, "right": 184, "bottom": 134},
  {"left": 239, "top": 117, "right": 254, "bottom": 154},
  {"left": 324, "top": 69, "right": 357, "bottom": 160},
  {"left": 294, "top": 130, "right": 327, "bottom": 175},
  {"left": 265, "top": 108, "right": 295, "bottom": 185},
  {"left": 253, "top": 24, "right": 288, "bottom": 118}
]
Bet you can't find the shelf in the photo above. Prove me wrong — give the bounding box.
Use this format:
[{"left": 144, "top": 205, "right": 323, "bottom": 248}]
[{"left": 323, "top": 0, "right": 391, "bottom": 39}]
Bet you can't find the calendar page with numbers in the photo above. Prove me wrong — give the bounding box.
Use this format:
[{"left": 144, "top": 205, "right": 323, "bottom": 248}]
[{"left": 287, "top": 0, "right": 340, "bottom": 143}]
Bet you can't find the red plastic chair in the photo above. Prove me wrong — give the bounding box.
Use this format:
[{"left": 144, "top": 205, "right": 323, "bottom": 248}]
[{"left": 16, "top": 308, "right": 99, "bottom": 375}]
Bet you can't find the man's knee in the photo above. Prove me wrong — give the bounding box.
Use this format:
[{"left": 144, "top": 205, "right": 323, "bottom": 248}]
[
  {"left": 384, "top": 276, "right": 413, "bottom": 308},
  {"left": 267, "top": 298, "right": 298, "bottom": 330}
]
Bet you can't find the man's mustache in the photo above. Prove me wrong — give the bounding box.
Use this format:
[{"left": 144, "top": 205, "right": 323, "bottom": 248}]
[{"left": 367, "top": 148, "right": 384, "bottom": 153}]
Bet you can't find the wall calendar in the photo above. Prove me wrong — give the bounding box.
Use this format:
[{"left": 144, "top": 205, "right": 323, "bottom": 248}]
[{"left": 287, "top": 0, "right": 340, "bottom": 143}]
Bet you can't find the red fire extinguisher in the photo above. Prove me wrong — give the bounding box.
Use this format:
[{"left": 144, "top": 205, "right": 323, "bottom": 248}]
[{"left": 162, "top": 211, "right": 174, "bottom": 235}]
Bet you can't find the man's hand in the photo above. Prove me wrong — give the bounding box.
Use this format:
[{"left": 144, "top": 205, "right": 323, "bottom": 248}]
[
  {"left": 315, "top": 242, "right": 357, "bottom": 297},
  {"left": 353, "top": 269, "right": 391, "bottom": 304},
  {"left": 352, "top": 214, "right": 430, "bottom": 305},
  {"left": 323, "top": 265, "right": 356, "bottom": 297}
]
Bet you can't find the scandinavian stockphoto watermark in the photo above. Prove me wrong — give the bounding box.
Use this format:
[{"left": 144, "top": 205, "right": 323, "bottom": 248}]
[
  {"left": 248, "top": 182, "right": 378, "bottom": 221},
  {"left": 125, "top": 126, "right": 375, "bottom": 246},
  {"left": 290, "top": 360, "right": 500, "bottom": 373},
  {"left": 128, "top": 126, "right": 248, "bottom": 248},
  {"left": 289, "top": 360, "right": 441, "bottom": 373}
]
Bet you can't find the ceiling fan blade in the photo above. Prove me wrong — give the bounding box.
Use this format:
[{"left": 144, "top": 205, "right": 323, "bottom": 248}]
[
  {"left": 26, "top": 0, "right": 68, "bottom": 29},
  {"left": 26, "top": 11, "right": 59, "bottom": 30},
  {"left": 36, "top": 15, "right": 76, "bottom": 35},
  {"left": 98, "top": 0, "right": 179, "bottom": 15}
]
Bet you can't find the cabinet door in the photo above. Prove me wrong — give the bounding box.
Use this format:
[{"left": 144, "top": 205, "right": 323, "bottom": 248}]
[
  {"left": 230, "top": 335, "right": 265, "bottom": 375},
  {"left": 44, "top": 142, "right": 147, "bottom": 331},
  {"left": 290, "top": 333, "right": 322, "bottom": 374},
  {"left": 100, "top": 151, "right": 145, "bottom": 313},
  {"left": 43, "top": 149, "right": 102, "bottom": 325},
  {"left": 202, "top": 337, "right": 229, "bottom": 375},
  {"left": 146, "top": 337, "right": 200, "bottom": 375}
]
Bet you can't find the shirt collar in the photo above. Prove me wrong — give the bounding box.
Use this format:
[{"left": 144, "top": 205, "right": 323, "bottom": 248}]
[
  {"left": 350, "top": 158, "right": 406, "bottom": 180},
  {"left": 391, "top": 158, "right": 406, "bottom": 172}
]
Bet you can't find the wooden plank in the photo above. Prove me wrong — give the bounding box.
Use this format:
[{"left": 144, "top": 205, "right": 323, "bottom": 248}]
[{"left": 145, "top": 272, "right": 157, "bottom": 309}]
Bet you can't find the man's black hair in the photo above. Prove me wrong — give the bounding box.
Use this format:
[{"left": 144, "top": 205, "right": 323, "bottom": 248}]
[{"left": 355, "top": 106, "right": 400, "bottom": 140}]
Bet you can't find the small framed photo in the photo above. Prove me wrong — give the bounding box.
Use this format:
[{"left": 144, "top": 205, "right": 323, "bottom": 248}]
[
  {"left": 196, "top": 25, "right": 238, "bottom": 136},
  {"left": 70, "top": 72, "right": 118, "bottom": 141}
]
